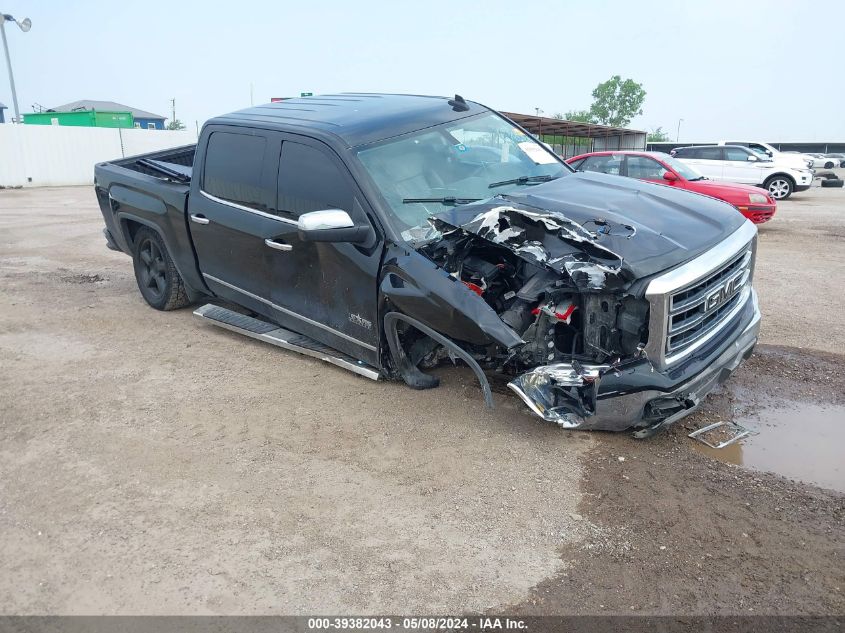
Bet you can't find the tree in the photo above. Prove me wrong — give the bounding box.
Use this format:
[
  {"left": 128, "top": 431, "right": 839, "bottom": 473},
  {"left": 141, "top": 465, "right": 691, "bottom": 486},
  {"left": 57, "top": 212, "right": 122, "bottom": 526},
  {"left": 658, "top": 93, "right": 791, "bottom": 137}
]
[
  {"left": 647, "top": 126, "right": 671, "bottom": 142},
  {"left": 166, "top": 119, "right": 186, "bottom": 130},
  {"left": 562, "top": 109, "right": 596, "bottom": 123},
  {"left": 588, "top": 75, "right": 646, "bottom": 127}
]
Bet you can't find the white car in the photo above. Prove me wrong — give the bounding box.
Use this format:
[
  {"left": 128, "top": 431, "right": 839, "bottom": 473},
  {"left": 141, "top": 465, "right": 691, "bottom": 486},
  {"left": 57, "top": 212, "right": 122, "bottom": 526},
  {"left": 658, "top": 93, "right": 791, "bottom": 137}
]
[
  {"left": 823, "top": 153, "right": 845, "bottom": 168},
  {"left": 808, "top": 154, "right": 841, "bottom": 170},
  {"left": 672, "top": 145, "right": 813, "bottom": 199},
  {"left": 717, "top": 140, "right": 814, "bottom": 170}
]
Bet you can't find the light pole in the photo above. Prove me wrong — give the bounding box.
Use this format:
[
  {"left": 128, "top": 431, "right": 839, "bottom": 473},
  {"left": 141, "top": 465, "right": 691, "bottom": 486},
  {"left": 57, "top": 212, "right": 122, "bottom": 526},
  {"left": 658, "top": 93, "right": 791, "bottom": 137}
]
[
  {"left": 676, "top": 118, "right": 684, "bottom": 142},
  {"left": 1, "top": 11, "right": 31, "bottom": 123}
]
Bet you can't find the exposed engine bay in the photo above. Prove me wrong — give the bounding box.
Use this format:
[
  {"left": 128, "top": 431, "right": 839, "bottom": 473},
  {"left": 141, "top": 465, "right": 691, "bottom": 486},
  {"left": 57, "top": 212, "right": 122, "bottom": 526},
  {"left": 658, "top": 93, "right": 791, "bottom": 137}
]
[
  {"left": 387, "top": 203, "right": 652, "bottom": 429},
  {"left": 415, "top": 205, "right": 650, "bottom": 374},
  {"left": 381, "top": 182, "right": 758, "bottom": 434}
]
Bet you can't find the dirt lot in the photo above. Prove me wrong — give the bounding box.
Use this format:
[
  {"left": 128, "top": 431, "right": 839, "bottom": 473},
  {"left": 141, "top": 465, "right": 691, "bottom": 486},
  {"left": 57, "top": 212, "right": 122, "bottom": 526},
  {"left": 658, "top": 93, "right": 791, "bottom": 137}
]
[{"left": 0, "top": 182, "right": 843, "bottom": 616}]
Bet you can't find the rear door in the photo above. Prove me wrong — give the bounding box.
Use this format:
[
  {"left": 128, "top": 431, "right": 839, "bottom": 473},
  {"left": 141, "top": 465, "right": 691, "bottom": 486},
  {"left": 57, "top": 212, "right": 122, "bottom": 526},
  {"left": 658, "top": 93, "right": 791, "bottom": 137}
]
[
  {"left": 264, "top": 136, "right": 383, "bottom": 365},
  {"left": 189, "top": 126, "right": 284, "bottom": 316},
  {"left": 677, "top": 147, "right": 724, "bottom": 180}
]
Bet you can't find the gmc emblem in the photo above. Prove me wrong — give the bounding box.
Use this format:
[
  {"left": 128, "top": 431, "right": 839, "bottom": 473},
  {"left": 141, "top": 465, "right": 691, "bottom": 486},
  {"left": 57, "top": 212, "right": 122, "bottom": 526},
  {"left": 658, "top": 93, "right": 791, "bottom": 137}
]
[{"left": 703, "top": 271, "right": 745, "bottom": 313}]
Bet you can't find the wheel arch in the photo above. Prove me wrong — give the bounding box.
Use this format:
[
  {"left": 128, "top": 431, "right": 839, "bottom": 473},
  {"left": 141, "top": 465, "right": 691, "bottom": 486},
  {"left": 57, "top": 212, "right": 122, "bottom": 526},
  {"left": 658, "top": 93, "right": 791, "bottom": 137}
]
[
  {"left": 764, "top": 172, "right": 796, "bottom": 186},
  {"left": 383, "top": 311, "right": 495, "bottom": 409},
  {"left": 118, "top": 213, "right": 209, "bottom": 301}
]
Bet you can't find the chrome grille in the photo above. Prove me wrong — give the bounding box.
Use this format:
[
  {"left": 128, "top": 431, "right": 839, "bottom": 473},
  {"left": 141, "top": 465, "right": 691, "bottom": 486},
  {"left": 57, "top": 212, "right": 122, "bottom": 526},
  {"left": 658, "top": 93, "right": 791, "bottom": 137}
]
[
  {"left": 643, "top": 222, "right": 758, "bottom": 370},
  {"left": 666, "top": 247, "right": 752, "bottom": 355}
]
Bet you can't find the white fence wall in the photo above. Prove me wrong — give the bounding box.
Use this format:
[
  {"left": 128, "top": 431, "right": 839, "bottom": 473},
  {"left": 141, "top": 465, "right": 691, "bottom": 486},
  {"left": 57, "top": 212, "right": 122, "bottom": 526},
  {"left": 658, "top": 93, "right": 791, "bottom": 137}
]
[{"left": 0, "top": 125, "right": 198, "bottom": 188}]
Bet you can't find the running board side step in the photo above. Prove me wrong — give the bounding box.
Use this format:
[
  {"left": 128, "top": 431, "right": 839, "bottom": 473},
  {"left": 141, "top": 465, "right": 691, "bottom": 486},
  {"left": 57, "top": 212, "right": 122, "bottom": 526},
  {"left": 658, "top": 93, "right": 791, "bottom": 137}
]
[{"left": 193, "top": 304, "right": 380, "bottom": 381}]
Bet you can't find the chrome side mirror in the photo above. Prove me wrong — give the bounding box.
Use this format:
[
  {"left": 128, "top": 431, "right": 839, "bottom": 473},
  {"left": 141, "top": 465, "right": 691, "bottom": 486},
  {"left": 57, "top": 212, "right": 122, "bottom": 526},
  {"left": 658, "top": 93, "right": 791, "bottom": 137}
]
[
  {"left": 297, "top": 209, "right": 354, "bottom": 231},
  {"left": 296, "top": 209, "right": 371, "bottom": 243}
]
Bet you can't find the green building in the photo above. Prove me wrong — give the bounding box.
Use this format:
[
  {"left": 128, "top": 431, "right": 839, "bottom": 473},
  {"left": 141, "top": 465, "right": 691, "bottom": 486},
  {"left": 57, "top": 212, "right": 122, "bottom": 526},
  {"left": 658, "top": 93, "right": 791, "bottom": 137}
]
[{"left": 23, "top": 110, "right": 134, "bottom": 128}]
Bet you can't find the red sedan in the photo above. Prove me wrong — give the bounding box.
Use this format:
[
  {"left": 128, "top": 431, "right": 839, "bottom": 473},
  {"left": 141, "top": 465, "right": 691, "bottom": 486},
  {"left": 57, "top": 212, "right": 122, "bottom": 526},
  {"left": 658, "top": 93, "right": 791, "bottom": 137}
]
[{"left": 566, "top": 151, "right": 776, "bottom": 224}]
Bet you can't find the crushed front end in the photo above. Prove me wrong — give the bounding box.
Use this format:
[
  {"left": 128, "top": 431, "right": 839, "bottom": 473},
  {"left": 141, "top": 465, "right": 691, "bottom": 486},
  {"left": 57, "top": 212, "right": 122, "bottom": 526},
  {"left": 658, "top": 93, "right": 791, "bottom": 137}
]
[{"left": 414, "top": 197, "right": 760, "bottom": 435}]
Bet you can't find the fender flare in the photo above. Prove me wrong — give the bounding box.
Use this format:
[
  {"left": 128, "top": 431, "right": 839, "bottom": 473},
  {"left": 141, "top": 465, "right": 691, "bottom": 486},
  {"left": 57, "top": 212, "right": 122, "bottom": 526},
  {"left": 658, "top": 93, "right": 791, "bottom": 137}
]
[{"left": 383, "top": 312, "right": 494, "bottom": 409}]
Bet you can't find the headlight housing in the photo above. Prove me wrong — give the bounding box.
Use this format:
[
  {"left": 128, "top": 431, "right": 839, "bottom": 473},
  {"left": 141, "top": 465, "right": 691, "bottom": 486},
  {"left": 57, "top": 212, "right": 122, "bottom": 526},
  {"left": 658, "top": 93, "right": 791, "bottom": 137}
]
[{"left": 749, "top": 193, "right": 769, "bottom": 204}]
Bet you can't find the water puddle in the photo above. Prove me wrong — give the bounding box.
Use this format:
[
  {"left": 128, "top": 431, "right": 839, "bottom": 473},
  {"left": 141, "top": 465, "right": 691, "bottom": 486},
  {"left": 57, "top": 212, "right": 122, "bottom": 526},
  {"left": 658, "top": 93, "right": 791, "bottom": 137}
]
[{"left": 690, "top": 402, "right": 845, "bottom": 493}]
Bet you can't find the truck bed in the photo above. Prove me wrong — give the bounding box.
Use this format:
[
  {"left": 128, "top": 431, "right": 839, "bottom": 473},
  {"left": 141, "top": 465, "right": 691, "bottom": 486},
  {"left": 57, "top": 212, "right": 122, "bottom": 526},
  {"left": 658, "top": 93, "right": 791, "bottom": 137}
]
[
  {"left": 108, "top": 145, "right": 196, "bottom": 182},
  {"left": 94, "top": 144, "right": 206, "bottom": 299}
]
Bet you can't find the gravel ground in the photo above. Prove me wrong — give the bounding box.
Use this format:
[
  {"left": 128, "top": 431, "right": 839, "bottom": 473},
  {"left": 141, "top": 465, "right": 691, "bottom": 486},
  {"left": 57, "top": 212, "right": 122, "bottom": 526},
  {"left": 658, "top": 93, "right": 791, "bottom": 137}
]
[
  {"left": 753, "top": 168, "right": 845, "bottom": 350},
  {"left": 0, "top": 182, "right": 843, "bottom": 616}
]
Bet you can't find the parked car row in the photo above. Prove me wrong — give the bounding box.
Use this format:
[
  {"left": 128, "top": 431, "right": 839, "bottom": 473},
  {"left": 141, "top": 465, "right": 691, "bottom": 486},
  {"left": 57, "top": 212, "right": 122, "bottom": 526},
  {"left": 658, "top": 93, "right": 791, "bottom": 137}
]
[{"left": 566, "top": 150, "right": 777, "bottom": 223}]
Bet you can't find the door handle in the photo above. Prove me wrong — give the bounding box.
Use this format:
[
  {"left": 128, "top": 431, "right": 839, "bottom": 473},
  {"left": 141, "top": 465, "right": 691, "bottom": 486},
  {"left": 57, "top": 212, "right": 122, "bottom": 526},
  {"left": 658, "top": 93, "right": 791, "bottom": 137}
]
[
  {"left": 190, "top": 214, "right": 210, "bottom": 225},
  {"left": 265, "top": 238, "right": 293, "bottom": 252}
]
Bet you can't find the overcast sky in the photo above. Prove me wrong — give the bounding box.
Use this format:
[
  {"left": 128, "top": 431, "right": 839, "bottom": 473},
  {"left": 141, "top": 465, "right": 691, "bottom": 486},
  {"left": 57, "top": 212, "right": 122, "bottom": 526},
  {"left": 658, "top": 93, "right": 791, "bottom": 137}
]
[{"left": 2, "top": 0, "right": 841, "bottom": 141}]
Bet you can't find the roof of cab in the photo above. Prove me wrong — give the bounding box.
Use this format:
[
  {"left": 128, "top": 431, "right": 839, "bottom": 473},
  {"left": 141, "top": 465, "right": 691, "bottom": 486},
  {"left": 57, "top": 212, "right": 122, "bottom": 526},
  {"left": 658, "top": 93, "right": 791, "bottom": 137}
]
[{"left": 209, "top": 93, "right": 487, "bottom": 148}]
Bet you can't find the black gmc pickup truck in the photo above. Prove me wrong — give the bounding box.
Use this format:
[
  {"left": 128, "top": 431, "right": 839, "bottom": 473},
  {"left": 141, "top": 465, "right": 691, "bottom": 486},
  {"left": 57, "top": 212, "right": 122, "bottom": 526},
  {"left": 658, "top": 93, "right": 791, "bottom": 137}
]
[{"left": 95, "top": 93, "right": 760, "bottom": 435}]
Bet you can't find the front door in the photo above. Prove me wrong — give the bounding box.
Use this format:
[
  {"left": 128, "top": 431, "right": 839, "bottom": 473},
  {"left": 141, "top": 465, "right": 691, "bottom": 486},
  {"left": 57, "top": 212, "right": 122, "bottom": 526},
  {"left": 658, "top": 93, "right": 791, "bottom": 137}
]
[
  {"left": 265, "top": 137, "right": 383, "bottom": 366},
  {"left": 189, "top": 126, "right": 284, "bottom": 317},
  {"left": 722, "top": 146, "right": 759, "bottom": 184}
]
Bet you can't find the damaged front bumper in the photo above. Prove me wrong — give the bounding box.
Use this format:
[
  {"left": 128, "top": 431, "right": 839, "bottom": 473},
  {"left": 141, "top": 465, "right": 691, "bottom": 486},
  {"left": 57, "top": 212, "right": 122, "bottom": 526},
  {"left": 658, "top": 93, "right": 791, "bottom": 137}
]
[{"left": 509, "top": 289, "right": 761, "bottom": 433}]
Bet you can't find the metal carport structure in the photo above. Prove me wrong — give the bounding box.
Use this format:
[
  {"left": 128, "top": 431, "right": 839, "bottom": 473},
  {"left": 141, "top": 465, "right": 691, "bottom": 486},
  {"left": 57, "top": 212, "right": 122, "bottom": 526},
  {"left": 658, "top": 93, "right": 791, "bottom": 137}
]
[{"left": 503, "top": 112, "right": 647, "bottom": 159}]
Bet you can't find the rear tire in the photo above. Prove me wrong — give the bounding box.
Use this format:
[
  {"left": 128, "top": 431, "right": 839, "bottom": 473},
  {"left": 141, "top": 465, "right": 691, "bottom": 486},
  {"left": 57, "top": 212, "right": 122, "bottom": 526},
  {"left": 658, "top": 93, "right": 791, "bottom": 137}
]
[
  {"left": 823, "top": 161, "right": 835, "bottom": 169},
  {"left": 764, "top": 175, "right": 794, "bottom": 200},
  {"left": 132, "top": 227, "right": 190, "bottom": 310}
]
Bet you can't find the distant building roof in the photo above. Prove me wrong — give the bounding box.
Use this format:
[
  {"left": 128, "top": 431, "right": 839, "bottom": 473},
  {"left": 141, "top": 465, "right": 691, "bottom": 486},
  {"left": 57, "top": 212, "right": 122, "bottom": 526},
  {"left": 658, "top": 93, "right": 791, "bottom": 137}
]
[{"left": 49, "top": 100, "right": 165, "bottom": 120}]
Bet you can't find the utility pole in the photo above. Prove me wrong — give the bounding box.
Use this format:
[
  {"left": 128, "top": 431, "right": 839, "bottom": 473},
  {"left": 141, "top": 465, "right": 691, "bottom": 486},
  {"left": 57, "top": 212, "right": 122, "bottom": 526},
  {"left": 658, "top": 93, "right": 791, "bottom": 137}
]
[
  {"left": 1, "top": 12, "right": 32, "bottom": 123},
  {"left": 676, "top": 118, "right": 684, "bottom": 142},
  {"left": 170, "top": 98, "right": 176, "bottom": 125}
]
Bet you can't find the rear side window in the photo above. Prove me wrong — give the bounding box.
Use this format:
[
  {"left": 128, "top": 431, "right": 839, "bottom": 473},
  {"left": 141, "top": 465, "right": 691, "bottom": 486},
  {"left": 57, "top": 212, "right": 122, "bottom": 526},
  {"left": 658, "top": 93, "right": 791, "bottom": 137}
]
[
  {"left": 626, "top": 156, "right": 668, "bottom": 179},
  {"left": 695, "top": 147, "right": 723, "bottom": 160},
  {"left": 579, "top": 155, "right": 622, "bottom": 175},
  {"left": 203, "top": 132, "right": 269, "bottom": 211},
  {"left": 277, "top": 142, "right": 354, "bottom": 218}
]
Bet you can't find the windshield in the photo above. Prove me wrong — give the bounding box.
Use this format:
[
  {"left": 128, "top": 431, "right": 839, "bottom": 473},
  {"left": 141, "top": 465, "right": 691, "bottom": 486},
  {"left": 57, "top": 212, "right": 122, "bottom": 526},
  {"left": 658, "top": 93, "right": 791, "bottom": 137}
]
[
  {"left": 355, "top": 112, "right": 570, "bottom": 239},
  {"left": 660, "top": 154, "right": 705, "bottom": 180}
]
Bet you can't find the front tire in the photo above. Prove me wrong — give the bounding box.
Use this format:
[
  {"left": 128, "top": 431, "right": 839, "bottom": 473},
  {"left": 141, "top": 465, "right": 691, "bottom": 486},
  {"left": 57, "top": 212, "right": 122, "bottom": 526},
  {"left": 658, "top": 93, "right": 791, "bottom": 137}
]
[
  {"left": 132, "top": 227, "right": 190, "bottom": 310},
  {"left": 764, "top": 175, "right": 794, "bottom": 200}
]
